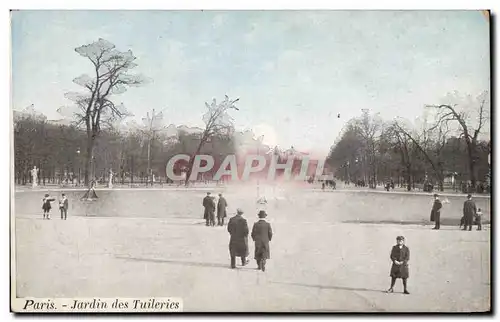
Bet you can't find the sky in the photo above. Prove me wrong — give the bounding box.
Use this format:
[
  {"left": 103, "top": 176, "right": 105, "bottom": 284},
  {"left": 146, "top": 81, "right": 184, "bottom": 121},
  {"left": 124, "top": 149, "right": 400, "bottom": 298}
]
[{"left": 11, "top": 10, "right": 490, "bottom": 156}]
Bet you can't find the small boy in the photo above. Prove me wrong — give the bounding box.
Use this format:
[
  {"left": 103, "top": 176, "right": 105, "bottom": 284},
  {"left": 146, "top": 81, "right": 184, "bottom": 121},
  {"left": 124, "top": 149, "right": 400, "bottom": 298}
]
[
  {"left": 42, "top": 193, "right": 55, "bottom": 220},
  {"left": 387, "top": 236, "right": 410, "bottom": 294},
  {"left": 475, "top": 208, "right": 483, "bottom": 231},
  {"left": 59, "top": 193, "right": 69, "bottom": 220}
]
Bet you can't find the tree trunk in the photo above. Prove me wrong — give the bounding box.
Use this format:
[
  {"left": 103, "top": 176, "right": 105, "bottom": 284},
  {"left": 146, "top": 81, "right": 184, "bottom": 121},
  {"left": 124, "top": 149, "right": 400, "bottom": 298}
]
[
  {"left": 184, "top": 140, "right": 205, "bottom": 187},
  {"left": 466, "top": 141, "right": 477, "bottom": 187},
  {"left": 85, "top": 134, "right": 96, "bottom": 187},
  {"left": 406, "top": 165, "right": 412, "bottom": 191},
  {"left": 438, "top": 168, "right": 444, "bottom": 192}
]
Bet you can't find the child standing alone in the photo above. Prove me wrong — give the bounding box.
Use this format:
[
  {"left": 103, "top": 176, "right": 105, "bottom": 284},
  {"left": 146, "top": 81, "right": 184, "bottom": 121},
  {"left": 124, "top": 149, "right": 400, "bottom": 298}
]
[
  {"left": 475, "top": 208, "right": 483, "bottom": 231},
  {"left": 387, "top": 236, "right": 410, "bottom": 294},
  {"left": 42, "top": 193, "right": 56, "bottom": 220}
]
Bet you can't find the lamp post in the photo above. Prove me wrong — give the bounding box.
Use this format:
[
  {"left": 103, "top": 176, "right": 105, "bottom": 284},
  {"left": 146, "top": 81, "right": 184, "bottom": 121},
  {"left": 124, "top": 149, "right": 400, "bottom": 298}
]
[{"left": 76, "top": 148, "right": 81, "bottom": 186}]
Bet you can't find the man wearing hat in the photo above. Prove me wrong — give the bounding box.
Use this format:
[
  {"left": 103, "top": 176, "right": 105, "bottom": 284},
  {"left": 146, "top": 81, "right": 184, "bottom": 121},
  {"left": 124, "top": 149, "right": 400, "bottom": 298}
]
[
  {"left": 251, "top": 210, "right": 273, "bottom": 272},
  {"left": 388, "top": 236, "right": 410, "bottom": 294},
  {"left": 59, "top": 193, "right": 69, "bottom": 220},
  {"left": 462, "top": 194, "right": 477, "bottom": 231},
  {"left": 217, "top": 193, "right": 228, "bottom": 226},
  {"left": 227, "top": 208, "right": 249, "bottom": 268},
  {"left": 430, "top": 194, "right": 443, "bottom": 230},
  {"left": 202, "top": 192, "right": 216, "bottom": 226}
]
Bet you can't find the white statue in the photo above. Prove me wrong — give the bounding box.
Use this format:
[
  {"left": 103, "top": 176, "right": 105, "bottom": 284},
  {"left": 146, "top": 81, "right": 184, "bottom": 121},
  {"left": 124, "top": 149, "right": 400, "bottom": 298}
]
[
  {"left": 30, "top": 166, "right": 39, "bottom": 188},
  {"left": 108, "top": 169, "right": 114, "bottom": 189}
]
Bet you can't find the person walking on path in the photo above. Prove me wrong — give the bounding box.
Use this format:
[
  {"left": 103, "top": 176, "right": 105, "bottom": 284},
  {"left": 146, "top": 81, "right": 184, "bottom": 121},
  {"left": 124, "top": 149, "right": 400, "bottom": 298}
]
[
  {"left": 430, "top": 194, "right": 443, "bottom": 230},
  {"left": 227, "top": 208, "right": 249, "bottom": 269},
  {"left": 463, "top": 194, "right": 477, "bottom": 231},
  {"left": 251, "top": 210, "right": 273, "bottom": 272},
  {"left": 387, "top": 236, "right": 410, "bottom": 294},
  {"left": 59, "top": 193, "right": 69, "bottom": 220},
  {"left": 217, "top": 193, "right": 228, "bottom": 226}
]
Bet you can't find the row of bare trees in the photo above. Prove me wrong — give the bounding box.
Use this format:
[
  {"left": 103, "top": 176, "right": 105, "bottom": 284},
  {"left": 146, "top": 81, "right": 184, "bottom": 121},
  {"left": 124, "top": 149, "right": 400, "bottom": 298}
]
[
  {"left": 13, "top": 110, "right": 241, "bottom": 186},
  {"left": 327, "top": 91, "right": 490, "bottom": 192}
]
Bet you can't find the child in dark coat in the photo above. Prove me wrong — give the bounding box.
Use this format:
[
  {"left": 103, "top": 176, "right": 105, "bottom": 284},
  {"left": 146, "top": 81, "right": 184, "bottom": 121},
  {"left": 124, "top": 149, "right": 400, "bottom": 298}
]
[
  {"left": 42, "top": 193, "right": 56, "bottom": 220},
  {"left": 387, "top": 236, "right": 410, "bottom": 294},
  {"left": 475, "top": 208, "right": 483, "bottom": 231}
]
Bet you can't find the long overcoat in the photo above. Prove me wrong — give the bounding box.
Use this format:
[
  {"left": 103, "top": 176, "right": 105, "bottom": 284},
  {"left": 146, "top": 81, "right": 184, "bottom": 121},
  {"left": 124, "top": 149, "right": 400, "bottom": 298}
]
[
  {"left": 203, "top": 196, "right": 215, "bottom": 220},
  {"left": 430, "top": 199, "right": 442, "bottom": 222},
  {"left": 227, "top": 215, "right": 249, "bottom": 257},
  {"left": 217, "top": 197, "right": 228, "bottom": 218},
  {"left": 251, "top": 219, "right": 273, "bottom": 260},
  {"left": 463, "top": 199, "right": 477, "bottom": 221},
  {"left": 389, "top": 245, "right": 410, "bottom": 279}
]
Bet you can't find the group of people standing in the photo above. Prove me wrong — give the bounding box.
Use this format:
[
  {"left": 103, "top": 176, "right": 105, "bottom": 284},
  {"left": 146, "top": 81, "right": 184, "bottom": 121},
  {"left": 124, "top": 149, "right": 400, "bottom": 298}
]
[
  {"left": 202, "top": 192, "right": 228, "bottom": 226},
  {"left": 41, "top": 193, "right": 69, "bottom": 220},
  {"left": 201, "top": 192, "right": 273, "bottom": 272},
  {"left": 430, "top": 193, "right": 483, "bottom": 230}
]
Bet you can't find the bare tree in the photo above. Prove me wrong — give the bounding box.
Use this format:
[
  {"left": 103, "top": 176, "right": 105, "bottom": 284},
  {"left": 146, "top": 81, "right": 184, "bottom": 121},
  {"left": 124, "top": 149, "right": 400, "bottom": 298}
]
[
  {"left": 384, "top": 123, "right": 415, "bottom": 191},
  {"left": 184, "top": 95, "right": 239, "bottom": 186},
  {"left": 426, "top": 90, "right": 490, "bottom": 187},
  {"left": 61, "top": 38, "right": 147, "bottom": 186},
  {"left": 352, "top": 109, "right": 384, "bottom": 188},
  {"left": 391, "top": 119, "right": 445, "bottom": 190},
  {"left": 140, "top": 109, "right": 167, "bottom": 185}
]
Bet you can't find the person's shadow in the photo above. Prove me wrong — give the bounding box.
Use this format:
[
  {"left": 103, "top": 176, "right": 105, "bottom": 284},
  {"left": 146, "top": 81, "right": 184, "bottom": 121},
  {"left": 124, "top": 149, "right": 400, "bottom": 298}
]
[
  {"left": 115, "top": 255, "right": 256, "bottom": 271},
  {"left": 269, "top": 281, "right": 387, "bottom": 294}
]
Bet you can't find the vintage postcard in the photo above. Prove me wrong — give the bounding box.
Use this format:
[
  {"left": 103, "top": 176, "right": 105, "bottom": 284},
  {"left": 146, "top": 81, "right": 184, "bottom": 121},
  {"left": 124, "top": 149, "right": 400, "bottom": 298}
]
[{"left": 10, "top": 10, "right": 491, "bottom": 313}]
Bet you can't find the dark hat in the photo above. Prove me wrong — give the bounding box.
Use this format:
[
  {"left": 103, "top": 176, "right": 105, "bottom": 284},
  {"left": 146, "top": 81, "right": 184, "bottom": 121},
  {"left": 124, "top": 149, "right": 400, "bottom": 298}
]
[
  {"left": 396, "top": 236, "right": 405, "bottom": 241},
  {"left": 207, "top": 192, "right": 211, "bottom": 195},
  {"left": 218, "top": 193, "right": 222, "bottom": 196},
  {"left": 433, "top": 194, "right": 439, "bottom": 198},
  {"left": 258, "top": 210, "right": 267, "bottom": 218},
  {"left": 467, "top": 194, "right": 472, "bottom": 199},
  {"left": 44, "top": 193, "right": 49, "bottom": 197}
]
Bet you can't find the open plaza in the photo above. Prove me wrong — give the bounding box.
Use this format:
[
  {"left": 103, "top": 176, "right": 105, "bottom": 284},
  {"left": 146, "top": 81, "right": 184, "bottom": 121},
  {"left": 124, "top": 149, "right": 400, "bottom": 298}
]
[{"left": 12, "top": 184, "right": 490, "bottom": 312}]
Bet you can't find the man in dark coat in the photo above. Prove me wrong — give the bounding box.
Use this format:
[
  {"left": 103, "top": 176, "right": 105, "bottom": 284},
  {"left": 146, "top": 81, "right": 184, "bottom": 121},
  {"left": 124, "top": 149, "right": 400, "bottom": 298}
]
[
  {"left": 430, "top": 194, "right": 443, "bottom": 230},
  {"left": 202, "top": 192, "right": 216, "bottom": 226},
  {"left": 217, "top": 193, "right": 228, "bottom": 226},
  {"left": 387, "top": 236, "right": 410, "bottom": 294},
  {"left": 59, "top": 193, "right": 69, "bottom": 220},
  {"left": 463, "top": 194, "right": 477, "bottom": 231},
  {"left": 227, "top": 208, "right": 249, "bottom": 269},
  {"left": 251, "top": 210, "right": 273, "bottom": 272}
]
